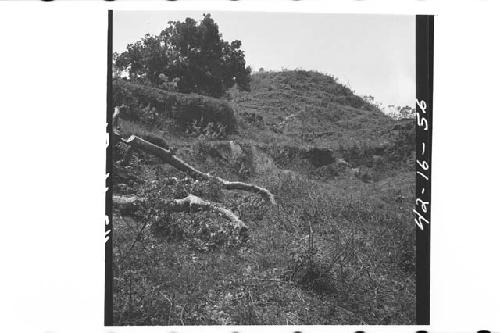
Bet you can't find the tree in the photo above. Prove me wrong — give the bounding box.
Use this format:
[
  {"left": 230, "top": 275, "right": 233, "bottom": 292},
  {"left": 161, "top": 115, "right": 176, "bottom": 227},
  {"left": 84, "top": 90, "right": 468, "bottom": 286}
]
[{"left": 114, "top": 14, "right": 251, "bottom": 98}]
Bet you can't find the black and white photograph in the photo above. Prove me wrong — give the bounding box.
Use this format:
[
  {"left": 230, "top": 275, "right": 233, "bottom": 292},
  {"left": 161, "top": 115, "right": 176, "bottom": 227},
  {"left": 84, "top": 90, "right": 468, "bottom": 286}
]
[
  {"left": 4, "top": 0, "right": 500, "bottom": 332},
  {"left": 108, "top": 11, "right": 423, "bottom": 326}
]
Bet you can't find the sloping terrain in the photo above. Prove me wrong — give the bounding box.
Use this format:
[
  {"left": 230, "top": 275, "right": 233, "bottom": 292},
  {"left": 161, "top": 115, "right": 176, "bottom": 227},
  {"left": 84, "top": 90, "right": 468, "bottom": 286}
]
[
  {"left": 112, "top": 70, "right": 416, "bottom": 325},
  {"left": 229, "top": 70, "right": 397, "bottom": 148}
]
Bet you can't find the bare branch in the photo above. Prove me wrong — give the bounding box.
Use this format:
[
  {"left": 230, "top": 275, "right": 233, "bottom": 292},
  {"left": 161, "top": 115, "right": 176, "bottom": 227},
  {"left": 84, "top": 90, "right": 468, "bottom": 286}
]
[
  {"left": 113, "top": 131, "right": 276, "bottom": 204},
  {"left": 113, "top": 194, "right": 247, "bottom": 234},
  {"left": 170, "top": 194, "right": 247, "bottom": 232}
]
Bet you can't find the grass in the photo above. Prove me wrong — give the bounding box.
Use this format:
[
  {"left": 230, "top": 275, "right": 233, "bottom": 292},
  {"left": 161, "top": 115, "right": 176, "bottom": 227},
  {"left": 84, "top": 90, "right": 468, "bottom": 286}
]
[
  {"left": 228, "top": 70, "right": 392, "bottom": 149},
  {"left": 112, "top": 147, "right": 415, "bottom": 325}
]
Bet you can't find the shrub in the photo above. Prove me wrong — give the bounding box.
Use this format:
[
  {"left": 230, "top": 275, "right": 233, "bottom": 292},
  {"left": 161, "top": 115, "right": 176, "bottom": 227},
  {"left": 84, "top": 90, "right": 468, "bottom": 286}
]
[
  {"left": 185, "top": 120, "right": 228, "bottom": 139},
  {"left": 113, "top": 79, "right": 237, "bottom": 133}
]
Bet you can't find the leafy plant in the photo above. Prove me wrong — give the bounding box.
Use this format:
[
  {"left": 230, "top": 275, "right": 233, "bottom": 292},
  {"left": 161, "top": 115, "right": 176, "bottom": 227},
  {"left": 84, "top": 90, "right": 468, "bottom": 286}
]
[{"left": 114, "top": 14, "right": 251, "bottom": 98}]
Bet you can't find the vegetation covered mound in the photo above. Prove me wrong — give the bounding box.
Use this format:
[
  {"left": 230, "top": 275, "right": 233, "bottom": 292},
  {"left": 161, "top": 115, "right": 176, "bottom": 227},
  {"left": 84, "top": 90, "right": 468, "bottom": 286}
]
[
  {"left": 230, "top": 70, "right": 398, "bottom": 148},
  {"left": 113, "top": 78, "right": 237, "bottom": 134}
]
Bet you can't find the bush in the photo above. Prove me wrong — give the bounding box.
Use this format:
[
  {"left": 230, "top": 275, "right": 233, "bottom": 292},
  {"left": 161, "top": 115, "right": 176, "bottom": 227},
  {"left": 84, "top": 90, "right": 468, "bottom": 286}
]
[
  {"left": 113, "top": 79, "right": 237, "bottom": 133},
  {"left": 185, "top": 120, "right": 228, "bottom": 139}
]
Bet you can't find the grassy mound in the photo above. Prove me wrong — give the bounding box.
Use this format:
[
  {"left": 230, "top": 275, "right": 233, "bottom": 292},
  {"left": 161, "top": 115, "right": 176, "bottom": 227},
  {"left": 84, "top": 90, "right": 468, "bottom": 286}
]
[{"left": 229, "top": 70, "right": 395, "bottom": 148}]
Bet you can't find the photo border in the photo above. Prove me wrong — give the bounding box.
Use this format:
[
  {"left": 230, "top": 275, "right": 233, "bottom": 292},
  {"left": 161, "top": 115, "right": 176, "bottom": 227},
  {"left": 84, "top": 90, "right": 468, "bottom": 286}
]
[
  {"left": 105, "top": 9, "right": 114, "bottom": 327},
  {"left": 104, "top": 10, "right": 434, "bottom": 327},
  {"left": 415, "top": 14, "right": 433, "bottom": 326}
]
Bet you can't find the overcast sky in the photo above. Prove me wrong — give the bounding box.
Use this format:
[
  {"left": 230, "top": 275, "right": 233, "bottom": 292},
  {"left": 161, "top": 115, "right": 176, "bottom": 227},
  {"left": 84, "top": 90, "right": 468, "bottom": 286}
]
[{"left": 114, "top": 11, "right": 415, "bottom": 107}]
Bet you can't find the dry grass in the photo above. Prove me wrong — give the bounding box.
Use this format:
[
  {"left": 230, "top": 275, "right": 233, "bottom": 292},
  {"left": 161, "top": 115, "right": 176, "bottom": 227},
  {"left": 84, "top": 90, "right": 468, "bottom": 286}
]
[{"left": 112, "top": 147, "right": 415, "bottom": 325}]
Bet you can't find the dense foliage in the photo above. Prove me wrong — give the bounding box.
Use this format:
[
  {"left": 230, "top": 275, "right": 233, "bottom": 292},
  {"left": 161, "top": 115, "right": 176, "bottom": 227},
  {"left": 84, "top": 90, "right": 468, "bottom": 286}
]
[
  {"left": 114, "top": 14, "right": 251, "bottom": 98},
  {"left": 113, "top": 79, "right": 237, "bottom": 135}
]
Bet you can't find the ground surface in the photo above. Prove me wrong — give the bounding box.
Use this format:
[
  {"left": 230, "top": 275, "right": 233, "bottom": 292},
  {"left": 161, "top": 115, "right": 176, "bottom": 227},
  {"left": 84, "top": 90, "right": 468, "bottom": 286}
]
[{"left": 112, "top": 70, "right": 416, "bottom": 325}]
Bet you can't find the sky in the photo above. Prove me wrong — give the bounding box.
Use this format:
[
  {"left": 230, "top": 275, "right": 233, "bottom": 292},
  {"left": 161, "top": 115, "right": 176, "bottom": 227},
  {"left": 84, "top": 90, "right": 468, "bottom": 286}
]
[{"left": 114, "top": 11, "right": 415, "bottom": 107}]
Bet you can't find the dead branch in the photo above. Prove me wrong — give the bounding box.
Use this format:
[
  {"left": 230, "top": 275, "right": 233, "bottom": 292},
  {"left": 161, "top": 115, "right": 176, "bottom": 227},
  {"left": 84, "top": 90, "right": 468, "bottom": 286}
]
[
  {"left": 113, "top": 131, "right": 276, "bottom": 204},
  {"left": 113, "top": 194, "right": 247, "bottom": 233},
  {"left": 170, "top": 194, "right": 247, "bottom": 232}
]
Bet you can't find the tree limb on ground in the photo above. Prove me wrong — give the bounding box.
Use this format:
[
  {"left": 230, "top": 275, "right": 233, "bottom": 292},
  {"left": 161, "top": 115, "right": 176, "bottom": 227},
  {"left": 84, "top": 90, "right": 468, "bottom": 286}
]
[
  {"left": 170, "top": 194, "right": 247, "bottom": 232},
  {"left": 113, "top": 131, "right": 276, "bottom": 204},
  {"left": 113, "top": 194, "right": 247, "bottom": 234}
]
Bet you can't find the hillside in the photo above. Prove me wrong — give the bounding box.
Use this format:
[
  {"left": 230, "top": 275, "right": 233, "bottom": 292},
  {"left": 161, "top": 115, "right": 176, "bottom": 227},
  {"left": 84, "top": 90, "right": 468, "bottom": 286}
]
[
  {"left": 229, "top": 70, "right": 397, "bottom": 148},
  {"left": 227, "top": 70, "right": 414, "bottom": 179},
  {"left": 112, "top": 70, "right": 416, "bottom": 325}
]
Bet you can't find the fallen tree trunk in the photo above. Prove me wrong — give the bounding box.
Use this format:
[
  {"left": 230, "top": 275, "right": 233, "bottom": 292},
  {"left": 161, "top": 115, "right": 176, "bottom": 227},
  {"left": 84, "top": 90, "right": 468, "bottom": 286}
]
[
  {"left": 112, "top": 194, "right": 247, "bottom": 234},
  {"left": 113, "top": 131, "right": 276, "bottom": 204}
]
